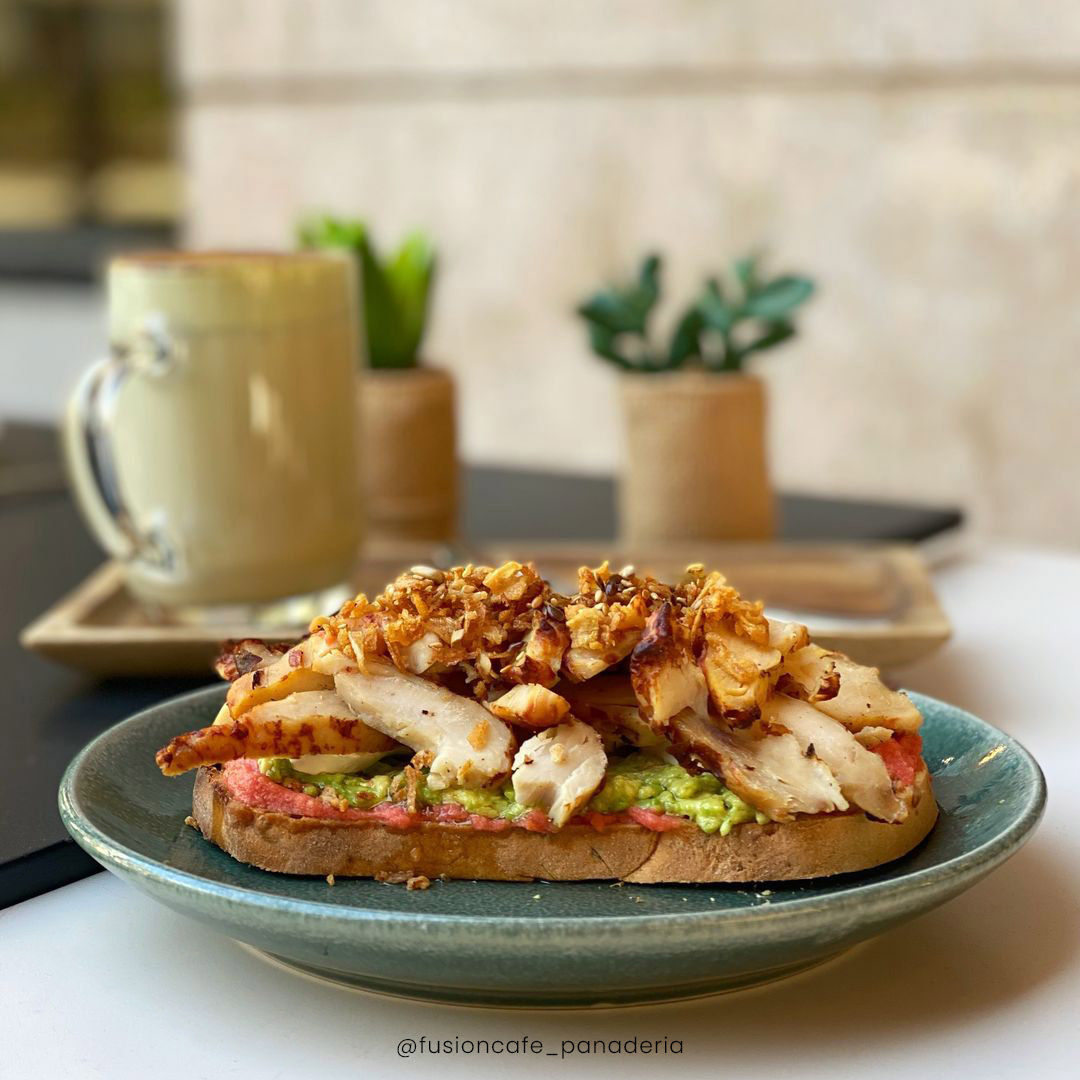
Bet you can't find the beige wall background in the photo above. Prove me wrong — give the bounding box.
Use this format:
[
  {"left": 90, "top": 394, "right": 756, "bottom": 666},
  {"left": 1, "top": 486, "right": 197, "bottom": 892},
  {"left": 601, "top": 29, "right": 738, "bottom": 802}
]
[{"left": 176, "top": 1, "right": 1080, "bottom": 546}]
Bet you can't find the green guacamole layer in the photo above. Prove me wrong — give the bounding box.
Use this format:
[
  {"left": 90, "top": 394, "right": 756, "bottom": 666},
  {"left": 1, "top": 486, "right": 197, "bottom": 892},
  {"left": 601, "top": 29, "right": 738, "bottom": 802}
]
[{"left": 259, "top": 752, "right": 768, "bottom": 835}]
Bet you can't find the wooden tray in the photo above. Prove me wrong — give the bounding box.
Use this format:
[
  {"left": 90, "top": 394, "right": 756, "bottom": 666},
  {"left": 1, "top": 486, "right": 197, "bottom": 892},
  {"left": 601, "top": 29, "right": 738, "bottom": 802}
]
[{"left": 20, "top": 542, "right": 950, "bottom": 676}]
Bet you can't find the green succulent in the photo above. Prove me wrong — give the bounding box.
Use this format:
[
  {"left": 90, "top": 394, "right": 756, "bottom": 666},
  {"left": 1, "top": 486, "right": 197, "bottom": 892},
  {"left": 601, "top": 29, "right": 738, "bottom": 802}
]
[
  {"left": 576, "top": 252, "right": 815, "bottom": 373},
  {"left": 298, "top": 215, "right": 436, "bottom": 369}
]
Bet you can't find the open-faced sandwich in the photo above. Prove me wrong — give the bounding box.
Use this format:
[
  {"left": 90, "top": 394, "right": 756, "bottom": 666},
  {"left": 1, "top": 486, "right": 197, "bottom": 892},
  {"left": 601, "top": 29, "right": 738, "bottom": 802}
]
[{"left": 156, "top": 561, "right": 936, "bottom": 884}]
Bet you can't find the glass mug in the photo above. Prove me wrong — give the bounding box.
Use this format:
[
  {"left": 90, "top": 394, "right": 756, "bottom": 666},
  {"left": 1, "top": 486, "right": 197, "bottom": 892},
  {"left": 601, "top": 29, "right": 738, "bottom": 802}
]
[{"left": 64, "top": 252, "right": 363, "bottom": 610}]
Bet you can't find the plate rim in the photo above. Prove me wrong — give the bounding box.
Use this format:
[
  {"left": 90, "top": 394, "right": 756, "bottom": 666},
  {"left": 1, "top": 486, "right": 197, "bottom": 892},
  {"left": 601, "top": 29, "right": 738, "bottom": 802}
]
[{"left": 59, "top": 685, "right": 1047, "bottom": 935}]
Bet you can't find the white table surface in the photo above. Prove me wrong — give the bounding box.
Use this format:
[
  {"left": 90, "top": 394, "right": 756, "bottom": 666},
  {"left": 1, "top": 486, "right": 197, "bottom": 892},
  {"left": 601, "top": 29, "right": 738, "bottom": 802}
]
[{"left": 3, "top": 545, "right": 1077, "bottom": 1079}]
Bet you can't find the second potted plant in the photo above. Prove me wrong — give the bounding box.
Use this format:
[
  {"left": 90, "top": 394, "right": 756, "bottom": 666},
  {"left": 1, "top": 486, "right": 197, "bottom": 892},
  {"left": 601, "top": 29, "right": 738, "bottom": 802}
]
[
  {"left": 578, "top": 253, "right": 815, "bottom": 543},
  {"left": 300, "top": 216, "right": 456, "bottom": 543}
]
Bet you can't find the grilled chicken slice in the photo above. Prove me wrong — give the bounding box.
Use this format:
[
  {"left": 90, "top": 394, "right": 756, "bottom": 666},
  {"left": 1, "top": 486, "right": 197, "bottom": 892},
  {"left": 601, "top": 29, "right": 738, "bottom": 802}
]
[
  {"left": 764, "top": 694, "right": 905, "bottom": 822},
  {"left": 775, "top": 645, "right": 841, "bottom": 703},
  {"left": 559, "top": 675, "right": 666, "bottom": 749},
  {"left": 669, "top": 710, "right": 847, "bottom": 822},
  {"left": 156, "top": 690, "right": 396, "bottom": 776},
  {"left": 402, "top": 631, "right": 444, "bottom": 675},
  {"left": 813, "top": 655, "right": 921, "bottom": 732},
  {"left": 767, "top": 619, "right": 810, "bottom": 655},
  {"left": 697, "top": 627, "right": 781, "bottom": 722},
  {"left": 562, "top": 639, "right": 639, "bottom": 682},
  {"left": 503, "top": 617, "right": 571, "bottom": 688},
  {"left": 248, "top": 690, "right": 399, "bottom": 753},
  {"left": 562, "top": 601, "right": 645, "bottom": 682},
  {"left": 225, "top": 635, "right": 336, "bottom": 716},
  {"left": 334, "top": 659, "right": 515, "bottom": 790},
  {"left": 289, "top": 752, "right": 390, "bottom": 775},
  {"left": 511, "top": 719, "right": 607, "bottom": 827},
  {"left": 213, "top": 639, "right": 291, "bottom": 682},
  {"left": 488, "top": 683, "right": 570, "bottom": 729},
  {"left": 691, "top": 615, "right": 807, "bottom": 724},
  {"left": 629, "top": 603, "right": 708, "bottom": 731},
  {"left": 583, "top": 705, "right": 667, "bottom": 750},
  {"left": 853, "top": 725, "right": 897, "bottom": 748},
  {"left": 559, "top": 687, "right": 662, "bottom": 750}
]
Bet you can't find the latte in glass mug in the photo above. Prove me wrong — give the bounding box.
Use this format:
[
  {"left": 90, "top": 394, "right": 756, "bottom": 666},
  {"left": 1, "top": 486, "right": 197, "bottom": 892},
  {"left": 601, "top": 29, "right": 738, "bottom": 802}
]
[{"left": 65, "top": 252, "right": 363, "bottom": 608}]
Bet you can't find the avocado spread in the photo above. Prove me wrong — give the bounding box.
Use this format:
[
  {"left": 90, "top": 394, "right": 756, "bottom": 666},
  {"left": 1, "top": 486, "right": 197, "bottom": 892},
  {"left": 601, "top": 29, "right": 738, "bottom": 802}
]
[{"left": 259, "top": 751, "right": 767, "bottom": 834}]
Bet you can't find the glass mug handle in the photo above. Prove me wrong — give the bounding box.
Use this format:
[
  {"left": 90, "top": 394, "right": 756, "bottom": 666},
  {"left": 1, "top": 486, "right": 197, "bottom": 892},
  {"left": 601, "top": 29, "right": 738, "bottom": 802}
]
[{"left": 64, "top": 317, "right": 178, "bottom": 573}]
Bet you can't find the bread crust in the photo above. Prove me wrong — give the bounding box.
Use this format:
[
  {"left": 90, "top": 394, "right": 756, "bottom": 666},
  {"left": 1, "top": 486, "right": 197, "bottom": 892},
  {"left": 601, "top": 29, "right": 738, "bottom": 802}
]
[{"left": 191, "top": 766, "right": 937, "bottom": 883}]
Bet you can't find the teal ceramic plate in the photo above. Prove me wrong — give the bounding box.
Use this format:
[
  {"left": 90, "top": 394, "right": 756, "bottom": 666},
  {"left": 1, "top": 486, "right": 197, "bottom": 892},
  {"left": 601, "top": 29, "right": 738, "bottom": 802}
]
[{"left": 60, "top": 689, "right": 1045, "bottom": 1007}]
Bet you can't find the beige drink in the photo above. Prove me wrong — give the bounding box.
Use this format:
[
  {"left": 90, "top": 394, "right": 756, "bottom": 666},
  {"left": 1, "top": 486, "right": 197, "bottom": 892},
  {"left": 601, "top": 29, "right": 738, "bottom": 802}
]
[{"left": 65, "top": 252, "right": 363, "bottom": 607}]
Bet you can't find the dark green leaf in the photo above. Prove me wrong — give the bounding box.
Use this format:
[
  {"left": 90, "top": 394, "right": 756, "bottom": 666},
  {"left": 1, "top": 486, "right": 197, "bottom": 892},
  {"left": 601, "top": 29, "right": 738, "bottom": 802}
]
[
  {"left": 357, "top": 237, "right": 414, "bottom": 369},
  {"left": 743, "top": 276, "right": 815, "bottom": 320},
  {"left": 623, "top": 254, "right": 662, "bottom": 330},
  {"left": 577, "top": 291, "right": 650, "bottom": 335},
  {"left": 576, "top": 252, "right": 662, "bottom": 363},
  {"left": 586, "top": 323, "right": 633, "bottom": 370},
  {"left": 297, "top": 214, "right": 366, "bottom": 251},
  {"left": 742, "top": 319, "right": 796, "bottom": 357},
  {"left": 385, "top": 231, "right": 436, "bottom": 364},
  {"left": 733, "top": 254, "right": 759, "bottom": 296},
  {"left": 637, "top": 253, "right": 661, "bottom": 306},
  {"left": 668, "top": 306, "right": 703, "bottom": 368},
  {"left": 697, "top": 278, "right": 736, "bottom": 333}
]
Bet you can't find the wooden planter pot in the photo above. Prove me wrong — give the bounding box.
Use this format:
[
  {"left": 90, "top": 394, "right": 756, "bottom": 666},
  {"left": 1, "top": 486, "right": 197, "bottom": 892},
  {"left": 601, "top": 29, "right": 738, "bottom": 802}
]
[
  {"left": 358, "top": 368, "right": 457, "bottom": 542},
  {"left": 620, "top": 372, "right": 775, "bottom": 543}
]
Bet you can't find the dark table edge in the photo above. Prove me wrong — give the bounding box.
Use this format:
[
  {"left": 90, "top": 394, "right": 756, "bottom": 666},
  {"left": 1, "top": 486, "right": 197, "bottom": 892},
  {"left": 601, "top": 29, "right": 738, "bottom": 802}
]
[{"left": 2, "top": 839, "right": 101, "bottom": 910}]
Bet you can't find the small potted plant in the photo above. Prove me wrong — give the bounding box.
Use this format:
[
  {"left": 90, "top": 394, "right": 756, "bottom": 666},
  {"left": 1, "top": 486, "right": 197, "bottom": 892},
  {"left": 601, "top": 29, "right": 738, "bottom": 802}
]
[
  {"left": 300, "top": 216, "right": 456, "bottom": 543},
  {"left": 577, "top": 253, "right": 815, "bottom": 543}
]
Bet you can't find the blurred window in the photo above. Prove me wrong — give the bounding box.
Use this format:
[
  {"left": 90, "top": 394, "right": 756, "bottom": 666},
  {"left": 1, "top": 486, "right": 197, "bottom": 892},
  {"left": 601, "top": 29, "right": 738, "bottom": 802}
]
[{"left": 0, "top": 0, "right": 177, "bottom": 276}]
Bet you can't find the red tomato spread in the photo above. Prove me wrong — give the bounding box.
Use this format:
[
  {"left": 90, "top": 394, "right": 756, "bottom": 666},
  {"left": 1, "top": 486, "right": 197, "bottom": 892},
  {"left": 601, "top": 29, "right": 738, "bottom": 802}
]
[
  {"left": 872, "top": 732, "right": 923, "bottom": 788},
  {"left": 219, "top": 759, "right": 690, "bottom": 833}
]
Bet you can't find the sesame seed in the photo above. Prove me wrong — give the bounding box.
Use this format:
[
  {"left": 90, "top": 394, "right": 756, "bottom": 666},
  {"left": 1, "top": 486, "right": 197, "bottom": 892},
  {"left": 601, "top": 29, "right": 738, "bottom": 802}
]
[{"left": 409, "top": 564, "right": 444, "bottom": 581}]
